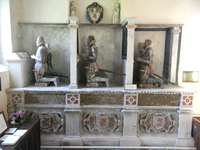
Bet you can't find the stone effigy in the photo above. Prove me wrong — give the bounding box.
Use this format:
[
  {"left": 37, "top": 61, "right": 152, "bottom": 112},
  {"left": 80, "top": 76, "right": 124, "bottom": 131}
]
[
  {"left": 80, "top": 35, "right": 109, "bottom": 87},
  {"left": 86, "top": 2, "right": 103, "bottom": 23},
  {"left": 31, "top": 36, "right": 59, "bottom": 87},
  {"left": 136, "top": 39, "right": 164, "bottom": 88},
  {"left": 112, "top": 3, "right": 120, "bottom": 24},
  {"left": 69, "top": 1, "right": 79, "bottom": 24}
]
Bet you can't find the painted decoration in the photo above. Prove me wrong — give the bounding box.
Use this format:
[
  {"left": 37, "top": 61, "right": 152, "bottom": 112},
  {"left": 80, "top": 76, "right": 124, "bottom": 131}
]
[
  {"left": 86, "top": 2, "right": 103, "bottom": 23},
  {"left": 140, "top": 113, "right": 176, "bottom": 133},
  {"left": 83, "top": 112, "right": 121, "bottom": 132},
  {"left": 31, "top": 111, "right": 64, "bottom": 132}
]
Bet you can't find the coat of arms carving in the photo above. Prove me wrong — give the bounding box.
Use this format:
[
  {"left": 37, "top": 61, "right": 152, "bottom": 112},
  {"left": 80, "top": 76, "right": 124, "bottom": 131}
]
[{"left": 86, "top": 2, "right": 103, "bottom": 23}]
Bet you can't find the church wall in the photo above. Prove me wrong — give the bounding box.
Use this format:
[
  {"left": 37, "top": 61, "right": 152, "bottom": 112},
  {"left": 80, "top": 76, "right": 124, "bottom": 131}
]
[
  {"left": 0, "top": 65, "right": 10, "bottom": 120},
  {"left": 7, "top": 0, "right": 200, "bottom": 113}
]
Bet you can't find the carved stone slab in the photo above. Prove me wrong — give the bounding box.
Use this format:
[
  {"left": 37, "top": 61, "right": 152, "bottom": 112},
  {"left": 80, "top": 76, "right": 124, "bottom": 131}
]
[
  {"left": 83, "top": 112, "right": 121, "bottom": 132},
  {"left": 30, "top": 111, "right": 64, "bottom": 132},
  {"left": 139, "top": 113, "right": 176, "bottom": 133},
  {"left": 81, "top": 94, "right": 123, "bottom": 105},
  {"left": 138, "top": 94, "right": 180, "bottom": 106}
]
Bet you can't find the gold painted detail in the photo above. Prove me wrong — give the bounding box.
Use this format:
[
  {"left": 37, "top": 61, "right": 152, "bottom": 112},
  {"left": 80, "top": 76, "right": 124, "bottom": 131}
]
[
  {"left": 81, "top": 94, "right": 123, "bottom": 105},
  {"left": 138, "top": 94, "right": 180, "bottom": 106}
]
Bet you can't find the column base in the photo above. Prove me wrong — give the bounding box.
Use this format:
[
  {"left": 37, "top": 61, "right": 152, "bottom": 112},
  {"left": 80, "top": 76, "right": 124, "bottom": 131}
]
[
  {"left": 124, "top": 84, "right": 137, "bottom": 90},
  {"left": 175, "top": 137, "right": 194, "bottom": 147},
  {"left": 120, "top": 136, "right": 141, "bottom": 146},
  {"left": 62, "top": 136, "right": 83, "bottom": 146},
  {"left": 69, "top": 84, "right": 78, "bottom": 89}
]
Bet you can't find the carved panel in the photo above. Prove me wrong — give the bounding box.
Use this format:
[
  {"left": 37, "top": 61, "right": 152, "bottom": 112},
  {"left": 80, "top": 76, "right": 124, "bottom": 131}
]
[
  {"left": 12, "top": 94, "right": 22, "bottom": 104},
  {"left": 66, "top": 94, "right": 80, "bottom": 105},
  {"left": 25, "top": 94, "right": 65, "bottom": 104},
  {"left": 81, "top": 94, "right": 123, "bottom": 105},
  {"left": 138, "top": 94, "right": 180, "bottom": 106},
  {"left": 30, "top": 111, "right": 64, "bottom": 132},
  {"left": 83, "top": 112, "right": 121, "bottom": 132},
  {"left": 182, "top": 95, "right": 193, "bottom": 106},
  {"left": 140, "top": 113, "right": 176, "bottom": 133},
  {"left": 125, "top": 94, "right": 138, "bottom": 106}
]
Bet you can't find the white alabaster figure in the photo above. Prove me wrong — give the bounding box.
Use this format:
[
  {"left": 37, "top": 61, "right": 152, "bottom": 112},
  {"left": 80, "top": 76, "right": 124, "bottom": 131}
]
[
  {"left": 112, "top": 3, "right": 120, "bottom": 24},
  {"left": 69, "top": 1, "right": 79, "bottom": 24}
]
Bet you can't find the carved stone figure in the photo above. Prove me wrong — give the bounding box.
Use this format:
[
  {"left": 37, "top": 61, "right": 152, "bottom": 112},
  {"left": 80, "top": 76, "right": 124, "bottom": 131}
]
[
  {"left": 80, "top": 35, "right": 109, "bottom": 87},
  {"left": 69, "top": 1, "right": 79, "bottom": 24},
  {"left": 31, "top": 36, "right": 59, "bottom": 87},
  {"left": 86, "top": 2, "right": 103, "bottom": 23},
  {"left": 136, "top": 39, "right": 164, "bottom": 88},
  {"left": 112, "top": 3, "right": 120, "bottom": 24}
]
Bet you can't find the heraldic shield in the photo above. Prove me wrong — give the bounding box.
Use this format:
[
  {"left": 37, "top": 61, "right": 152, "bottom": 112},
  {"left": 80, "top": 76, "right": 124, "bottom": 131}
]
[{"left": 86, "top": 2, "right": 103, "bottom": 23}]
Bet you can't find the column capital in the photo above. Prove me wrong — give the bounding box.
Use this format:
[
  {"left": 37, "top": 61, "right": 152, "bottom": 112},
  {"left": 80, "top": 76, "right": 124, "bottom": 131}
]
[
  {"left": 172, "top": 27, "right": 181, "bottom": 34},
  {"left": 126, "top": 25, "right": 137, "bottom": 30},
  {"left": 68, "top": 24, "right": 79, "bottom": 29}
]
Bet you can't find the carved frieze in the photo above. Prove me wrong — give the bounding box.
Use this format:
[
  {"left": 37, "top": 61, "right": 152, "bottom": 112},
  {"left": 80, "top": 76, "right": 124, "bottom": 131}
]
[
  {"left": 138, "top": 94, "right": 180, "bottom": 106},
  {"left": 139, "top": 113, "right": 176, "bottom": 133},
  {"left": 83, "top": 112, "right": 121, "bottom": 132},
  {"left": 81, "top": 94, "right": 123, "bottom": 105},
  {"left": 30, "top": 111, "right": 64, "bottom": 132}
]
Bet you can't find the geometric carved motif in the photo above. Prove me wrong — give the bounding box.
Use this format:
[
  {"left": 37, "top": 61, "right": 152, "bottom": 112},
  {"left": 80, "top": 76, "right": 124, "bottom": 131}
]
[
  {"left": 11, "top": 94, "right": 22, "bottom": 104},
  {"left": 66, "top": 94, "right": 79, "bottom": 105},
  {"left": 140, "top": 113, "right": 176, "bottom": 133},
  {"left": 30, "top": 111, "right": 64, "bottom": 132},
  {"left": 83, "top": 112, "right": 121, "bottom": 132},
  {"left": 182, "top": 95, "right": 193, "bottom": 106},
  {"left": 125, "top": 94, "right": 137, "bottom": 106}
]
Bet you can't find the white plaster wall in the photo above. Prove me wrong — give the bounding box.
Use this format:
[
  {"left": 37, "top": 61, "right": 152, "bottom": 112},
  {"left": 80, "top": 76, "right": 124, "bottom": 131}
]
[
  {"left": 0, "top": 0, "right": 12, "bottom": 65},
  {"left": 18, "top": 0, "right": 69, "bottom": 23},
  {"left": 0, "top": 65, "right": 10, "bottom": 120}
]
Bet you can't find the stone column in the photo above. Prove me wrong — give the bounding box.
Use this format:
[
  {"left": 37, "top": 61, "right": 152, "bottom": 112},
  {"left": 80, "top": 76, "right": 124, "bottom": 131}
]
[
  {"left": 175, "top": 92, "right": 195, "bottom": 147},
  {"left": 120, "top": 93, "right": 141, "bottom": 146},
  {"left": 62, "top": 93, "right": 83, "bottom": 146},
  {"left": 170, "top": 27, "right": 181, "bottom": 84},
  {"left": 122, "top": 18, "right": 137, "bottom": 90},
  {"left": 68, "top": 23, "right": 78, "bottom": 89}
]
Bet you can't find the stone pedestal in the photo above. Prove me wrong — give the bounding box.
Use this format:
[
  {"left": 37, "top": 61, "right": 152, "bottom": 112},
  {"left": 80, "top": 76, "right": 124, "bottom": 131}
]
[
  {"left": 6, "top": 58, "right": 34, "bottom": 87},
  {"left": 62, "top": 93, "right": 83, "bottom": 146},
  {"left": 175, "top": 92, "right": 195, "bottom": 147},
  {"left": 120, "top": 93, "right": 140, "bottom": 146}
]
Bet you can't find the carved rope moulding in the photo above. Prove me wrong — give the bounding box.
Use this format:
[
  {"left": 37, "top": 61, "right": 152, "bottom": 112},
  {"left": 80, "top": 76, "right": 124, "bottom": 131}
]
[
  {"left": 83, "top": 112, "right": 122, "bottom": 132},
  {"left": 139, "top": 113, "right": 176, "bottom": 133}
]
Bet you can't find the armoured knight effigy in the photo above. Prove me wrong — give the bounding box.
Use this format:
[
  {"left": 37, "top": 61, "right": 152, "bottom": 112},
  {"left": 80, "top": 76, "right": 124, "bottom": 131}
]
[
  {"left": 80, "top": 35, "right": 109, "bottom": 87},
  {"left": 136, "top": 39, "right": 164, "bottom": 88}
]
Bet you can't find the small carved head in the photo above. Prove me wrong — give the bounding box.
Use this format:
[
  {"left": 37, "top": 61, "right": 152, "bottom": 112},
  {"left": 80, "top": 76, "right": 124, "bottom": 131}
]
[{"left": 36, "top": 36, "right": 45, "bottom": 47}]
